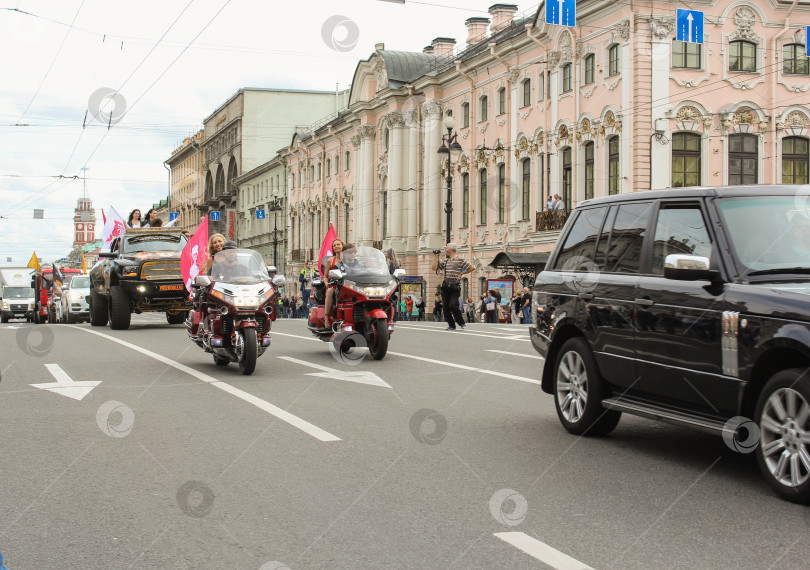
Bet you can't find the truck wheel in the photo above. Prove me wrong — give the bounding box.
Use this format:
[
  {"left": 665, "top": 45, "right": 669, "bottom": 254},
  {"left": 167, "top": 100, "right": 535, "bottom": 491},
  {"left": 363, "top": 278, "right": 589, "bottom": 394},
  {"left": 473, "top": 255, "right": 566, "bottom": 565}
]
[
  {"left": 90, "top": 290, "right": 108, "bottom": 326},
  {"left": 167, "top": 311, "right": 187, "bottom": 325},
  {"left": 109, "top": 286, "right": 131, "bottom": 330}
]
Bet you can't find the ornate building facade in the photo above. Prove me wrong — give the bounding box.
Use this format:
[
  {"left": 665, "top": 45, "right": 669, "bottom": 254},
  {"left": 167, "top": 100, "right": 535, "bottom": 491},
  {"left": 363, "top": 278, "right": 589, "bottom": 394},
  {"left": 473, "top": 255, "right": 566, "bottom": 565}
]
[
  {"left": 166, "top": 130, "right": 204, "bottom": 234},
  {"left": 281, "top": 0, "right": 810, "bottom": 298}
]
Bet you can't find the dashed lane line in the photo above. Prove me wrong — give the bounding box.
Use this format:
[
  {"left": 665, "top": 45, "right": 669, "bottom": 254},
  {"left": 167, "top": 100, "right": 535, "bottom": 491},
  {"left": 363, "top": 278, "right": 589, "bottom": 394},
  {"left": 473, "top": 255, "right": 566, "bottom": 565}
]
[{"left": 486, "top": 350, "right": 544, "bottom": 360}]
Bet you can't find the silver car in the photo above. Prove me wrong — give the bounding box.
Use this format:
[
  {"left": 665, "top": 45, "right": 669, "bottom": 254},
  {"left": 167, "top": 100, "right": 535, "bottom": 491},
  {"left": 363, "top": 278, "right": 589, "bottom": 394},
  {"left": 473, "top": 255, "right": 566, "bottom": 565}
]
[{"left": 60, "top": 275, "right": 90, "bottom": 323}]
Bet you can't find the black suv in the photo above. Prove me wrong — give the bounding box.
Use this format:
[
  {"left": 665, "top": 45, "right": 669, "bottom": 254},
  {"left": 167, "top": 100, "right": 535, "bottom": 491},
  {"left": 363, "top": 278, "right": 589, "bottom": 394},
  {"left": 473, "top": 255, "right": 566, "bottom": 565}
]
[{"left": 531, "top": 186, "right": 810, "bottom": 504}]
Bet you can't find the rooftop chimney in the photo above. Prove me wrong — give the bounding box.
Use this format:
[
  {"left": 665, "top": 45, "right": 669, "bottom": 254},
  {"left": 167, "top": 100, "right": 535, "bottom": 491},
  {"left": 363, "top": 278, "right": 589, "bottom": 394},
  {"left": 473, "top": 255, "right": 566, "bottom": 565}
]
[
  {"left": 465, "top": 17, "right": 490, "bottom": 46},
  {"left": 488, "top": 3, "right": 518, "bottom": 33},
  {"left": 423, "top": 45, "right": 435, "bottom": 54},
  {"left": 375, "top": 43, "right": 385, "bottom": 52},
  {"left": 430, "top": 37, "right": 456, "bottom": 56}
]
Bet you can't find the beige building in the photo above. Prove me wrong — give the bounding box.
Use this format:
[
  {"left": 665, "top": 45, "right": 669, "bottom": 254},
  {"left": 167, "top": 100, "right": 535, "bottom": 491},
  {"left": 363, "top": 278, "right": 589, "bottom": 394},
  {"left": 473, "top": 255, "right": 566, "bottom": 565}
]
[{"left": 165, "top": 130, "right": 204, "bottom": 233}]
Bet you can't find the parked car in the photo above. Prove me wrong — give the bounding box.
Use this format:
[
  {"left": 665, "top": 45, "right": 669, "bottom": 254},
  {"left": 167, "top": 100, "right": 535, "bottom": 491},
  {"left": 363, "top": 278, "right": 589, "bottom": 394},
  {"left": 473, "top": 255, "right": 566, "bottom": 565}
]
[
  {"left": 60, "top": 274, "right": 91, "bottom": 323},
  {"left": 531, "top": 186, "right": 810, "bottom": 504}
]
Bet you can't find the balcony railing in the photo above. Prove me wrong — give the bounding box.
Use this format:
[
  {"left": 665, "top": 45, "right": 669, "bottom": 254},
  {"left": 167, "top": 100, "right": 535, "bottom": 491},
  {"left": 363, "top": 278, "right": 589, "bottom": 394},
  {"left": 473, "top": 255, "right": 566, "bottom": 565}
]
[
  {"left": 372, "top": 240, "right": 383, "bottom": 250},
  {"left": 536, "top": 210, "right": 569, "bottom": 232}
]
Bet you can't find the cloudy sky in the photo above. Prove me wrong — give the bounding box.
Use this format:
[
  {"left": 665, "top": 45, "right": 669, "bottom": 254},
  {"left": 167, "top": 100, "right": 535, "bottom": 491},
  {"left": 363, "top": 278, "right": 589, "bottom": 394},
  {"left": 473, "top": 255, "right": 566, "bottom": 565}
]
[{"left": 0, "top": 0, "right": 540, "bottom": 265}]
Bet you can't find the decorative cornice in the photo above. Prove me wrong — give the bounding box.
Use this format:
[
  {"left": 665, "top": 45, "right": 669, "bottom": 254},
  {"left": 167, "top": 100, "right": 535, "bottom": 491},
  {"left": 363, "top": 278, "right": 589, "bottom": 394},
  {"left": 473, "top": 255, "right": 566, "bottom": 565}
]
[
  {"left": 402, "top": 108, "right": 418, "bottom": 128},
  {"left": 650, "top": 16, "right": 675, "bottom": 40}
]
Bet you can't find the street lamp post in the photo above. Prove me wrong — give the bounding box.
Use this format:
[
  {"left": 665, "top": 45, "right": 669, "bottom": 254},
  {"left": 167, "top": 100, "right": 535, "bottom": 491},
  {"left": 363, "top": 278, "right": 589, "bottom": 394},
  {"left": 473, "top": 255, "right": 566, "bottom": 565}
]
[
  {"left": 437, "top": 115, "right": 463, "bottom": 244},
  {"left": 269, "top": 197, "right": 283, "bottom": 267}
]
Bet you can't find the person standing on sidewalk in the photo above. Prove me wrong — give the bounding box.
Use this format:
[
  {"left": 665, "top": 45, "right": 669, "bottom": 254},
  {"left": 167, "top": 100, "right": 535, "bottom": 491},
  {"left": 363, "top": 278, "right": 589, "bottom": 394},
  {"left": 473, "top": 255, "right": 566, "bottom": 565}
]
[
  {"left": 299, "top": 260, "right": 319, "bottom": 320},
  {"left": 521, "top": 286, "right": 532, "bottom": 324},
  {"left": 432, "top": 242, "right": 474, "bottom": 331},
  {"left": 511, "top": 292, "right": 522, "bottom": 324}
]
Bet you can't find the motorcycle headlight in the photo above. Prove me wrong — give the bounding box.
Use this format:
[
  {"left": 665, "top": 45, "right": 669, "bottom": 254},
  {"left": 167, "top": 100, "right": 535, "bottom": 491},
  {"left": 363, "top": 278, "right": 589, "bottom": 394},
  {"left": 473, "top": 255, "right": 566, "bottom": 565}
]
[
  {"left": 217, "top": 289, "right": 273, "bottom": 310},
  {"left": 343, "top": 279, "right": 397, "bottom": 299}
]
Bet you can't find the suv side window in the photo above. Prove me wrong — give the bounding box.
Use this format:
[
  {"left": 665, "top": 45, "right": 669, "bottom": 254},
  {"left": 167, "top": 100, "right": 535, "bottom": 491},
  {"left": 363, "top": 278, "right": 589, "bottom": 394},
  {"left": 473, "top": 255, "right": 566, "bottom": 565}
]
[
  {"left": 651, "top": 204, "right": 713, "bottom": 274},
  {"left": 603, "top": 202, "right": 651, "bottom": 273},
  {"left": 553, "top": 206, "right": 608, "bottom": 270}
]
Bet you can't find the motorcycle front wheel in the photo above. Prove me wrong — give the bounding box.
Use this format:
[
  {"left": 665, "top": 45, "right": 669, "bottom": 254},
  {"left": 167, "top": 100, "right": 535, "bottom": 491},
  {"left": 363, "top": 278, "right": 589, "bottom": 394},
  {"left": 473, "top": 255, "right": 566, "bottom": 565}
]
[
  {"left": 237, "top": 327, "right": 258, "bottom": 375},
  {"left": 367, "top": 318, "right": 389, "bottom": 360}
]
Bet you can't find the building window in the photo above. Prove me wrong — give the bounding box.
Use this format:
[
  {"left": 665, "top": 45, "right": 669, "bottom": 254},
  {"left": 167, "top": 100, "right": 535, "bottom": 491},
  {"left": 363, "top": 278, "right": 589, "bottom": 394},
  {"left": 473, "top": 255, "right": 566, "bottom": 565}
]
[
  {"left": 345, "top": 150, "right": 350, "bottom": 170},
  {"left": 546, "top": 70, "right": 551, "bottom": 98},
  {"left": 480, "top": 96, "right": 488, "bottom": 122},
  {"left": 672, "top": 132, "right": 701, "bottom": 187},
  {"left": 584, "top": 55, "right": 595, "bottom": 85},
  {"left": 562, "top": 63, "right": 572, "bottom": 92},
  {"left": 498, "top": 88, "right": 506, "bottom": 115},
  {"left": 729, "top": 40, "right": 756, "bottom": 72},
  {"left": 291, "top": 217, "right": 295, "bottom": 249},
  {"left": 344, "top": 208, "right": 349, "bottom": 241},
  {"left": 522, "top": 79, "right": 531, "bottom": 107},
  {"left": 783, "top": 137, "right": 809, "bottom": 184},
  {"left": 562, "top": 147, "right": 572, "bottom": 210},
  {"left": 584, "top": 142, "right": 595, "bottom": 200},
  {"left": 479, "top": 169, "right": 487, "bottom": 224},
  {"left": 382, "top": 191, "right": 388, "bottom": 237},
  {"left": 784, "top": 44, "right": 809, "bottom": 75},
  {"left": 326, "top": 159, "right": 331, "bottom": 177},
  {"left": 384, "top": 129, "right": 390, "bottom": 152},
  {"left": 608, "top": 44, "right": 620, "bottom": 76},
  {"left": 672, "top": 40, "right": 701, "bottom": 69},
  {"left": 729, "top": 133, "right": 758, "bottom": 185},
  {"left": 608, "top": 136, "right": 620, "bottom": 195},
  {"left": 462, "top": 173, "right": 470, "bottom": 227},
  {"left": 462, "top": 103, "right": 470, "bottom": 128},
  {"left": 498, "top": 164, "right": 506, "bottom": 222},
  {"left": 310, "top": 166, "right": 315, "bottom": 182},
  {"left": 522, "top": 159, "right": 531, "bottom": 220}
]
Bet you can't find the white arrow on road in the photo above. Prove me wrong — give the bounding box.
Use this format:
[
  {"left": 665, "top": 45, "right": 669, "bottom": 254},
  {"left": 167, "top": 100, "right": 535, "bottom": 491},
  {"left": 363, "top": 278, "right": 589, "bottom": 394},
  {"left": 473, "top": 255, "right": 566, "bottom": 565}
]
[
  {"left": 31, "top": 363, "right": 101, "bottom": 401},
  {"left": 687, "top": 12, "right": 694, "bottom": 43},
  {"left": 278, "top": 356, "right": 391, "bottom": 388}
]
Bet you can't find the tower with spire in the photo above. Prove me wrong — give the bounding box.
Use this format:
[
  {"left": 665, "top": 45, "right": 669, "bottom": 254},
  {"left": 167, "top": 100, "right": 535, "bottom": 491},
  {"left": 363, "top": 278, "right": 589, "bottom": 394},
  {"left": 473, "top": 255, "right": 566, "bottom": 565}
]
[{"left": 73, "top": 167, "right": 96, "bottom": 248}]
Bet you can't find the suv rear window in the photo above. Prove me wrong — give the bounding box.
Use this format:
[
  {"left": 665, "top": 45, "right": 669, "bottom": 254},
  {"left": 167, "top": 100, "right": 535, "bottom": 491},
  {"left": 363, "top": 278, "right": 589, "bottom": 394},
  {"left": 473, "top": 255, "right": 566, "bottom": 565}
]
[
  {"left": 553, "top": 207, "right": 608, "bottom": 270},
  {"left": 601, "top": 202, "right": 651, "bottom": 274}
]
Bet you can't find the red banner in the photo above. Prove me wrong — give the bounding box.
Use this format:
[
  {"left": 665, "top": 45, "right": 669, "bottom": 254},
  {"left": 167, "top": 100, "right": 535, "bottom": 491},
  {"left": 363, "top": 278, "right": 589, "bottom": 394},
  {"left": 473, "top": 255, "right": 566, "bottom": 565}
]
[
  {"left": 318, "top": 223, "right": 338, "bottom": 275},
  {"left": 181, "top": 217, "right": 209, "bottom": 294}
]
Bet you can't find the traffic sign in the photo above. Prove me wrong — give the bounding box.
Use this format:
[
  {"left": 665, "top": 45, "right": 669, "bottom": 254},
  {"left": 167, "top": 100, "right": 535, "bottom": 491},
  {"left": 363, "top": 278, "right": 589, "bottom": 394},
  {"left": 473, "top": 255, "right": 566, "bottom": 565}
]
[
  {"left": 169, "top": 212, "right": 179, "bottom": 221},
  {"left": 807, "top": 27, "right": 810, "bottom": 57},
  {"left": 256, "top": 209, "right": 266, "bottom": 220},
  {"left": 210, "top": 211, "right": 221, "bottom": 222},
  {"left": 676, "top": 9, "right": 704, "bottom": 44},
  {"left": 545, "top": 0, "right": 576, "bottom": 27}
]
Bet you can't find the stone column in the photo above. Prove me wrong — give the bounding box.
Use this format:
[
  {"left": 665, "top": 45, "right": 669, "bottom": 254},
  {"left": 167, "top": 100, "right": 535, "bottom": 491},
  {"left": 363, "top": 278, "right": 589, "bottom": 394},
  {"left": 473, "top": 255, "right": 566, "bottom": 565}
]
[
  {"left": 387, "top": 111, "right": 406, "bottom": 240},
  {"left": 422, "top": 101, "right": 443, "bottom": 237},
  {"left": 351, "top": 133, "right": 363, "bottom": 243},
  {"left": 404, "top": 109, "right": 419, "bottom": 246},
  {"left": 358, "top": 124, "right": 376, "bottom": 245}
]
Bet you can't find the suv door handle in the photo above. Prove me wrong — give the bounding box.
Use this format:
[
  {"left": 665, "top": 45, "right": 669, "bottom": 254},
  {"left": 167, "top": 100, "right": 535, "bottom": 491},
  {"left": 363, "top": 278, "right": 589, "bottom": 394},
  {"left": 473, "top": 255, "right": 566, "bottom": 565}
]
[
  {"left": 635, "top": 298, "right": 654, "bottom": 306},
  {"left": 578, "top": 293, "right": 594, "bottom": 301}
]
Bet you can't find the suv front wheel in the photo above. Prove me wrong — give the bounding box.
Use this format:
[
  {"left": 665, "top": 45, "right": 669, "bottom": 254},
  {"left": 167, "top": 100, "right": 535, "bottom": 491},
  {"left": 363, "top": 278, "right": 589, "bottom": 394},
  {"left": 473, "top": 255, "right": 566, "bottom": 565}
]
[
  {"left": 554, "top": 337, "right": 621, "bottom": 436},
  {"left": 754, "top": 369, "right": 810, "bottom": 504}
]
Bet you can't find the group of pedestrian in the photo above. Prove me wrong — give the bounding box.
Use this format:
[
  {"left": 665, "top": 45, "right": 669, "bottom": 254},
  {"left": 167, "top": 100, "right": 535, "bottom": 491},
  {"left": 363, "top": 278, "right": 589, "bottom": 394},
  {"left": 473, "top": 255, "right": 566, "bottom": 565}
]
[
  {"left": 397, "top": 296, "right": 425, "bottom": 321},
  {"left": 546, "top": 194, "right": 566, "bottom": 212},
  {"left": 510, "top": 287, "right": 533, "bottom": 324},
  {"left": 278, "top": 295, "right": 307, "bottom": 318},
  {"left": 127, "top": 208, "right": 164, "bottom": 228}
]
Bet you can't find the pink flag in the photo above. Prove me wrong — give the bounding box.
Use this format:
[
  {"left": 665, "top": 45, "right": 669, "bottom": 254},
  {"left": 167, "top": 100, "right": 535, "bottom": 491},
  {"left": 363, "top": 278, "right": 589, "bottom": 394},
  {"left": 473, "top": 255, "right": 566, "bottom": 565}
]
[
  {"left": 181, "top": 217, "right": 209, "bottom": 294},
  {"left": 318, "top": 223, "right": 338, "bottom": 276},
  {"left": 101, "top": 209, "right": 106, "bottom": 224},
  {"left": 101, "top": 206, "right": 126, "bottom": 250}
]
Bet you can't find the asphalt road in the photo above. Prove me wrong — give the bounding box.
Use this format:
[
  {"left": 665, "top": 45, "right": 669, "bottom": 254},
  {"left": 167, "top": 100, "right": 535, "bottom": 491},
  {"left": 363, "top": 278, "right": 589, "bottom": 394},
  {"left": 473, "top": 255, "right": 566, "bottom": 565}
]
[{"left": 0, "top": 315, "right": 808, "bottom": 569}]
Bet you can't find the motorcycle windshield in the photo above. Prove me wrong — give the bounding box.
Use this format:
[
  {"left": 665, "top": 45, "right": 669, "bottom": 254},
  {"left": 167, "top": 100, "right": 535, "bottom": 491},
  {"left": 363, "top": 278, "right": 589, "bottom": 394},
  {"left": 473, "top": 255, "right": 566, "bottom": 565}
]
[
  {"left": 341, "top": 246, "right": 391, "bottom": 279},
  {"left": 210, "top": 249, "right": 270, "bottom": 284}
]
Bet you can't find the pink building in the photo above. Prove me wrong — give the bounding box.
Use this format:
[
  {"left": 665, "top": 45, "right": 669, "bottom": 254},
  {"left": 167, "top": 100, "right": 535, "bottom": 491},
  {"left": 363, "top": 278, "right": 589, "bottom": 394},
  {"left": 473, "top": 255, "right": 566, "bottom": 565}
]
[{"left": 282, "top": 1, "right": 810, "bottom": 299}]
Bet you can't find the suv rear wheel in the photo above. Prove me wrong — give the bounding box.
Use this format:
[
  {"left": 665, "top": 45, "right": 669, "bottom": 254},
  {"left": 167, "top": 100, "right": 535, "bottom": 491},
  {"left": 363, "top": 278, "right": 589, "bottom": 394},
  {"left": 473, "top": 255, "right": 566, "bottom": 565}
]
[
  {"left": 109, "top": 286, "right": 131, "bottom": 330},
  {"left": 554, "top": 337, "right": 621, "bottom": 436},
  {"left": 90, "top": 290, "right": 108, "bottom": 327},
  {"left": 754, "top": 369, "right": 810, "bottom": 504}
]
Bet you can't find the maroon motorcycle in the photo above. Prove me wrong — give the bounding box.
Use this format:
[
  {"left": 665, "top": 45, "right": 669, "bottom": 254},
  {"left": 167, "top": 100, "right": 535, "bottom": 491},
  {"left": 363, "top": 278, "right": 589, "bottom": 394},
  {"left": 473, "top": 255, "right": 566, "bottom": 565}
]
[
  {"left": 307, "top": 246, "right": 405, "bottom": 360},
  {"left": 187, "top": 249, "right": 284, "bottom": 375}
]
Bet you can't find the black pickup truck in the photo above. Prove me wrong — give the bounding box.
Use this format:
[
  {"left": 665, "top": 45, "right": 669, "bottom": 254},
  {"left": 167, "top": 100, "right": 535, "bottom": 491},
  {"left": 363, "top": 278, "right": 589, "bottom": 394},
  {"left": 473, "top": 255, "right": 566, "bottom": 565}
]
[{"left": 89, "top": 228, "right": 191, "bottom": 330}]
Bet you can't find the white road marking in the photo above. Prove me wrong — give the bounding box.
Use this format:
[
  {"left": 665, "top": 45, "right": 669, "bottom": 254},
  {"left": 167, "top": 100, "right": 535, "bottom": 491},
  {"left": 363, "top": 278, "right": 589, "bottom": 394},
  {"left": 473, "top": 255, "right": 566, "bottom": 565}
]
[
  {"left": 31, "top": 363, "right": 102, "bottom": 401},
  {"left": 392, "top": 323, "right": 530, "bottom": 342},
  {"left": 278, "top": 356, "right": 391, "bottom": 388},
  {"left": 487, "top": 350, "right": 544, "bottom": 361},
  {"left": 71, "top": 327, "right": 340, "bottom": 442},
  {"left": 494, "top": 532, "right": 595, "bottom": 570}
]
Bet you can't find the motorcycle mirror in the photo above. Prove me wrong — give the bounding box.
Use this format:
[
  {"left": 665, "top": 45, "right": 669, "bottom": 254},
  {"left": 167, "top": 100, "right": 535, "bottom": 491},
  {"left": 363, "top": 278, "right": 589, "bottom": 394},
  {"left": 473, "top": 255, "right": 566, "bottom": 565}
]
[
  {"left": 272, "top": 275, "right": 286, "bottom": 287},
  {"left": 328, "top": 269, "right": 345, "bottom": 281},
  {"left": 195, "top": 275, "right": 211, "bottom": 287},
  {"left": 266, "top": 265, "right": 278, "bottom": 275},
  {"left": 393, "top": 268, "right": 406, "bottom": 279}
]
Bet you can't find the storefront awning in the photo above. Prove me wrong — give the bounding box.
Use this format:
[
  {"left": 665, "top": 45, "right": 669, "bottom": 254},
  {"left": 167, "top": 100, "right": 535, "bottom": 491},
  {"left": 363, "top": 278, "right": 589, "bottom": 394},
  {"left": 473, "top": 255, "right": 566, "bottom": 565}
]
[{"left": 488, "top": 251, "right": 550, "bottom": 284}]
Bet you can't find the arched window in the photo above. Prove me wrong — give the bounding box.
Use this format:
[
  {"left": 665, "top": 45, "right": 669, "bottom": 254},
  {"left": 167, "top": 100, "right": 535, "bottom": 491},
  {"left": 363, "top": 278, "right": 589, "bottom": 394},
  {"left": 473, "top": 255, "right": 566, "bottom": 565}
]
[
  {"left": 729, "top": 134, "right": 758, "bottom": 184},
  {"left": 498, "top": 164, "right": 506, "bottom": 222},
  {"left": 562, "top": 147, "right": 572, "bottom": 210},
  {"left": 317, "top": 164, "right": 322, "bottom": 180},
  {"left": 462, "top": 103, "right": 470, "bottom": 128},
  {"left": 673, "top": 40, "right": 701, "bottom": 69},
  {"left": 729, "top": 40, "right": 756, "bottom": 72},
  {"left": 326, "top": 158, "right": 331, "bottom": 177},
  {"left": 479, "top": 169, "right": 487, "bottom": 224},
  {"left": 783, "top": 137, "right": 809, "bottom": 184},
  {"left": 480, "top": 96, "right": 488, "bottom": 122},
  {"left": 608, "top": 44, "right": 620, "bottom": 76},
  {"left": 384, "top": 129, "right": 390, "bottom": 152},
  {"left": 462, "top": 173, "right": 470, "bottom": 227},
  {"left": 584, "top": 54, "right": 595, "bottom": 85},
  {"left": 498, "top": 88, "right": 506, "bottom": 115},
  {"left": 584, "top": 142, "right": 595, "bottom": 199},
  {"left": 608, "top": 136, "right": 620, "bottom": 195},
  {"left": 344, "top": 208, "right": 350, "bottom": 241},
  {"left": 290, "top": 173, "right": 295, "bottom": 188},
  {"left": 479, "top": 277, "right": 486, "bottom": 298},
  {"left": 344, "top": 150, "right": 350, "bottom": 170},
  {"left": 672, "top": 132, "right": 701, "bottom": 187},
  {"left": 522, "top": 79, "right": 531, "bottom": 107},
  {"left": 784, "top": 44, "right": 809, "bottom": 75},
  {"left": 562, "top": 63, "right": 573, "bottom": 92},
  {"left": 522, "top": 159, "right": 531, "bottom": 220}
]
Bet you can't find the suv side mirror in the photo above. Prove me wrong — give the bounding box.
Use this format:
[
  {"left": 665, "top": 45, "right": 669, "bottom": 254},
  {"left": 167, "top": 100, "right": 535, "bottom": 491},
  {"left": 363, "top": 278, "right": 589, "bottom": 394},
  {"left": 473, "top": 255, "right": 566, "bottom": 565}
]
[
  {"left": 98, "top": 251, "right": 117, "bottom": 258},
  {"left": 195, "top": 275, "right": 212, "bottom": 287},
  {"left": 663, "top": 254, "right": 720, "bottom": 282},
  {"left": 393, "top": 268, "right": 406, "bottom": 279}
]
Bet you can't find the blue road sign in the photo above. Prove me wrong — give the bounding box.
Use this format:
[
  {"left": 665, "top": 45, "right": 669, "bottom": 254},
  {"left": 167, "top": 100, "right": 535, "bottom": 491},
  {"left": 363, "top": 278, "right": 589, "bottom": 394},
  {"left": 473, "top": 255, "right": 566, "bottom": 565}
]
[
  {"left": 169, "top": 212, "right": 179, "bottom": 221},
  {"left": 210, "top": 211, "right": 220, "bottom": 222},
  {"left": 807, "top": 27, "right": 810, "bottom": 57},
  {"left": 256, "top": 209, "right": 266, "bottom": 220},
  {"left": 545, "top": 0, "right": 576, "bottom": 27},
  {"left": 676, "top": 9, "right": 704, "bottom": 44}
]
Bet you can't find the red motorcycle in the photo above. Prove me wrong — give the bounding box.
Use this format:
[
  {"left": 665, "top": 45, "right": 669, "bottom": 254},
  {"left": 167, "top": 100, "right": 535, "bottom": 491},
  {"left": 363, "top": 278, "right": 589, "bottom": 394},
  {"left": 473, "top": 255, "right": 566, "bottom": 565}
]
[
  {"left": 187, "top": 249, "right": 284, "bottom": 375},
  {"left": 307, "top": 246, "right": 405, "bottom": 360}
]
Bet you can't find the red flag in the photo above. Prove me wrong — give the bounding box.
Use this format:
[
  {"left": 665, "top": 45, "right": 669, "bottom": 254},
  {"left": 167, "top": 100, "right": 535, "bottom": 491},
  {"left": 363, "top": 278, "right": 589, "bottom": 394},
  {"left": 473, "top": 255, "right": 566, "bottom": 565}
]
[
  {"left": 318, "top": 223, "right": 339, "bottom": 276},
  {"left": 181, "top": 217, "right": 209, "bottom": 294},
  {"left": 101, "top": 208, "right": 106, "bottom": 224}
]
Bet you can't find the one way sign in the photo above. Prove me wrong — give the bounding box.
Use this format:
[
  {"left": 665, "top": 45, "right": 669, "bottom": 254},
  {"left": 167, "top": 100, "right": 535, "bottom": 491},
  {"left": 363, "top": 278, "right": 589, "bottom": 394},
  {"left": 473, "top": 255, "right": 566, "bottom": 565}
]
[
  {"left": 545, "top": 0, "right": 576, "bottom": 27},
  {"left": 676, "top": 8, "right": 704, "bottom": 44}
]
